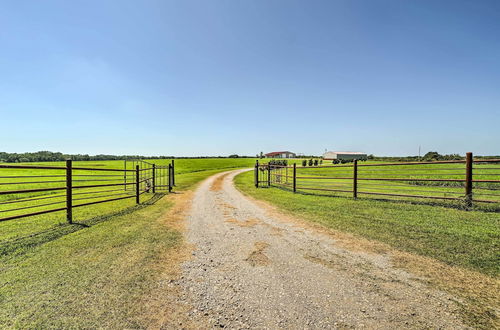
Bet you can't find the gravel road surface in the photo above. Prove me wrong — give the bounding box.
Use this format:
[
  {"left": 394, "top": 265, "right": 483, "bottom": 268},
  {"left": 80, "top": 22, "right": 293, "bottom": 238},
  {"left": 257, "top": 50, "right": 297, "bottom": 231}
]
[{"left": 175, "top": 170, "right": 466, "bottom": 329}]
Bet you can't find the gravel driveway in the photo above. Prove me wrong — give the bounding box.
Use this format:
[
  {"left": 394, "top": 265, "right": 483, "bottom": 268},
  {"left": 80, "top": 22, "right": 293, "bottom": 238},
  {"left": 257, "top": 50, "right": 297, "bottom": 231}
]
[{"left": 175, "top": 170, "right": 466, "bottom": 329}]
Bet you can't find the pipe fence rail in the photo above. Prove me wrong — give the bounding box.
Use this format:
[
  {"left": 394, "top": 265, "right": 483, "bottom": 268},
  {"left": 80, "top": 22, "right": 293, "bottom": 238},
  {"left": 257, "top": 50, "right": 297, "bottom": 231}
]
[
  {"left": 255, "top": 152, "right": 500, "bottom": 209},
  {"left": 0, "top": 160, "right": 175, "bottom": 223}
]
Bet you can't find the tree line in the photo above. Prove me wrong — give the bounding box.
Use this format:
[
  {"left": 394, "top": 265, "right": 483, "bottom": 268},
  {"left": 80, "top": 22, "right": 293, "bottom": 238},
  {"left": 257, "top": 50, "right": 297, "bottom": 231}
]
[
  {"left": 0, "top": 151, "right": 175, "bottom": 163},
  {"left": 0, "top": 151, "right": 257, "bottom": 163},
  {"left": 369, "top": 152, "right": 499, "bottom": 162}
]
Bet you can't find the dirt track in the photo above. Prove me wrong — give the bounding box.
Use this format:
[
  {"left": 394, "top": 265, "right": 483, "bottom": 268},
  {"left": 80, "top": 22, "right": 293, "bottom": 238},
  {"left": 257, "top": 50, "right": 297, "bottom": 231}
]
[{"left": 175, "top": 170, "right": 466, "bottom": 329}]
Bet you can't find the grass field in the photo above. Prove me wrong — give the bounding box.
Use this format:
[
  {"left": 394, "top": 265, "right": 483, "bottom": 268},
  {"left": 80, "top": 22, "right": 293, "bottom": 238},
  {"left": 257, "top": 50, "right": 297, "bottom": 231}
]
[
  {"left": 263, "top": 160, "right": 500, "bottom": 211},
  {"left": 0, "top": 158, "right": 255, "bottom": 328},
  {"left": 0, "top": 158, "right": 256, "bottom": 242}
]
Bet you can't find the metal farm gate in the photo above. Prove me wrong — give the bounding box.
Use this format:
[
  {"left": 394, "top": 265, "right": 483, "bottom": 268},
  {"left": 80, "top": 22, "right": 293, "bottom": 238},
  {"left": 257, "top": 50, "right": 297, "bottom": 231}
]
[
  {"left": 124, "top": 159, "right": 174, "bottom": 193},
  {"left": 0, "top": 159, "right": 175, "bottom": 224}
]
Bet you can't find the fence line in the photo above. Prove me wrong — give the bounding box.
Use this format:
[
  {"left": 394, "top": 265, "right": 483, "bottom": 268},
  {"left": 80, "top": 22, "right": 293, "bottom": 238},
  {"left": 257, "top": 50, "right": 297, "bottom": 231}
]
[
  {"left": 255, "top": 152, "right": 500, "bottom": 209},
  {"left": 0, "top": 159, "right": 175, "bottom": 223}
]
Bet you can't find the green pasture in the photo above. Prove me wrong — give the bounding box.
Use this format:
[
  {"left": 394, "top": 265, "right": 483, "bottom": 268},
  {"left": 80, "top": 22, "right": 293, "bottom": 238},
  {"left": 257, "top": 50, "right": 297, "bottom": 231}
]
[
  {"left": 262, "top": 160, "right": 500, "bottom": 210},
  {"left": 0, "top": 158, "right": 256, "bottom": 243}
]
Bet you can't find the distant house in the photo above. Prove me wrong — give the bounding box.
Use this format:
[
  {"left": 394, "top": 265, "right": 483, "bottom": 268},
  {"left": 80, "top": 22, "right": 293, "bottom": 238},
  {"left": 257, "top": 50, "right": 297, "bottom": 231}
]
[
  {"left": 265, "top": 151, "right": 296, "bottom": 159},
  {"left": 323, "top": 151, "right": 367, "bottom": 161}
]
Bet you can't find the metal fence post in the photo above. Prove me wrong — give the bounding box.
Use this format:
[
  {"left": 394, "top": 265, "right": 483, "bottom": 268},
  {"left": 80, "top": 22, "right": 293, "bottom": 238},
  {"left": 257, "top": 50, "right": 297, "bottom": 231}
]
[
  {"left": 171, "top": 159, "right": 175, "bottom": 186},
  {"left": 293, "top": 163, "right": 296, "bottom": 193},
  {"left": 136, "top": 165, "right": 140, "bottom": 204},
  {"left": 465, "top": 152, "right": 473, "bottom": 209},
  {"left": 66, "top": 159, "right": 72, "bottom": 224},
  {"left": 353, "top": 159, "right": 358, "bottom": 199},
  {"left": 267, "top": 163, "right": 271, "bottom": 187},
  {"left": 152, "top": 164, "right": 156, "bottom": 193},
  {"left": 254, "top": 160, "right": 259, "bottom": 188},
  {"left": 168, "top": 164, "right": 173, "bottom": 192}
]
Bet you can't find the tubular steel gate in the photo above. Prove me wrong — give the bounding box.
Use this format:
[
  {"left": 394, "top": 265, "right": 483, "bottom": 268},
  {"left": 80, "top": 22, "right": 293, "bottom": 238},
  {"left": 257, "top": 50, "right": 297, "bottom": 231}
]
[
  {"left": 0, "top": 160, "right": 175, "bottom": 223},
  {"left": 124, "top": 159, "right": 174, "bottom": 193},
  {"left": 255, "top": 153, "right": 500, "bottom": 209}
]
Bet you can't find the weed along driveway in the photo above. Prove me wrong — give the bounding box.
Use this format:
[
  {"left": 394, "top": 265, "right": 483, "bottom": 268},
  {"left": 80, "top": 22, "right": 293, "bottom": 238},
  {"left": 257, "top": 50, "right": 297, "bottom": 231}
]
[{"left": 174, "top": 170, "right": 467, "bottom": 329}]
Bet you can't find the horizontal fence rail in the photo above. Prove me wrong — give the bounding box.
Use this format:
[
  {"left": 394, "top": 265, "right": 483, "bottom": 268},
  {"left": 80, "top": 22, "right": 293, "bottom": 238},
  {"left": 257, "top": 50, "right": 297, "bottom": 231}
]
[
  {"left": 0, "top": 159, "right": 175, "bottom": 223},
  {"left": 255, "top": 153, "right": 500, "bottom": 209}
]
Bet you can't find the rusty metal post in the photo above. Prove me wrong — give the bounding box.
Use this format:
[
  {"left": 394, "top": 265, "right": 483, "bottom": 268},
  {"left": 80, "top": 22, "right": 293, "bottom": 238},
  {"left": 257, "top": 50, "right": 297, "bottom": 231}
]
[
  {"left": 465, "top": 152, "right": 473, "bottom": 209},
  {"left": 353, "top": 159, "right": 358, "bottom": 199},
  {"left": 152, "top": 164, "right": 156, "bottom": 193},
  {"left": 136, "top": 165, "right": 140, "bottom": 204},
  {"left": 66, "top": 159, "right": 73, "bottom": 224},
  {"left": 168, "top": 164, "right": 173, "bottom": 192},
  {"left": 254, "top": 160, "right": 259, "bottom": 188},
  {"left": 267, "top": 163, "right": 271, "bottom": 187},
  {"left": 171, "top": 159, "right": 175, "bottom": 186},
  {"left": 293, "top": 163, "right": 296, "bottom": 193}
]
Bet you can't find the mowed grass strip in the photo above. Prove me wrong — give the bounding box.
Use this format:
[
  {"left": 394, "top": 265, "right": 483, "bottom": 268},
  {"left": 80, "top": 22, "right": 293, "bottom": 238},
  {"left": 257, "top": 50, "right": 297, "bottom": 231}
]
[
  {"left": 0, "top": 193, "right": 180, "bottom": 328},
  {"left": 235, "top": 170, "right": 500, "bottom": 277}
]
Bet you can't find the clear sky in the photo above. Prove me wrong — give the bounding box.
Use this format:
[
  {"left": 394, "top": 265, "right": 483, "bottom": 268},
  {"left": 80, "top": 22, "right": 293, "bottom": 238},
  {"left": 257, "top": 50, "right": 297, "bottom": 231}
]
[{"left": 1, "top": 0, "right": 499, "bottom": 157}]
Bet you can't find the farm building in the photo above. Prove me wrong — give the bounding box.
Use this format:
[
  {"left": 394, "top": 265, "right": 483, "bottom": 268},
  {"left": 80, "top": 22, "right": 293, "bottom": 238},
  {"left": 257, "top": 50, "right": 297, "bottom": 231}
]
[
  {"left": 323, "top": 151, "right": 367, "bottom": 161},
  {"left": 265, "top": 151, "right": 296, "bottom": 159}
]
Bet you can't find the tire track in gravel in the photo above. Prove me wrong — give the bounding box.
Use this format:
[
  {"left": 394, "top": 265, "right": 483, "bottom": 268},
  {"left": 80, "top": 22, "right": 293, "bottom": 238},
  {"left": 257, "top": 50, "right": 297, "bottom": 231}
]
[{"left": 175, "top": 170, "right": 467, "bottom": 329}]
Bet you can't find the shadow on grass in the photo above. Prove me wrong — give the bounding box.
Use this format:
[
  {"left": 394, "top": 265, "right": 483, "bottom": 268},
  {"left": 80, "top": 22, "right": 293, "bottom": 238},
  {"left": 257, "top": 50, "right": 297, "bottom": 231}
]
[
  {"left": 270, "top": 184, "right": 500, "bottom": 213},
  {"left": 0, "top": 193, "right": 167, "bottom": 258}
]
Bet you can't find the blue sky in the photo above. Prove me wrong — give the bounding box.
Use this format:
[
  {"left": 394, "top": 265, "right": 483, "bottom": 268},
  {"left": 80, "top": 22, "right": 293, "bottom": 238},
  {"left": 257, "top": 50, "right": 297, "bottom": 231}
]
[{"left": 1, "top": 0, "right": 499, "bottom": 156}]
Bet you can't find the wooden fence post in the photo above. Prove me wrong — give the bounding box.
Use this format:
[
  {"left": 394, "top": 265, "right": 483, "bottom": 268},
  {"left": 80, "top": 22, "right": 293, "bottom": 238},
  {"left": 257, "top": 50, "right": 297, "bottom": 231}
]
[
  {"left": 66, "top": 159, "right": 72, "bottom": 224},
  {"left": 136, "top": 165, "right": 140, "bottom": 204},
  {"left": 293, "top": 163, "right": 296, "bottom": 193},
  {"left": 465, "top": 152, "right": 473, "bottom": 209},
  {"left": 152, "top": 164, "right": 156, "bottom": 193},
  {"left": 353, "top": 159, "right": 358, "bottom": 199}
]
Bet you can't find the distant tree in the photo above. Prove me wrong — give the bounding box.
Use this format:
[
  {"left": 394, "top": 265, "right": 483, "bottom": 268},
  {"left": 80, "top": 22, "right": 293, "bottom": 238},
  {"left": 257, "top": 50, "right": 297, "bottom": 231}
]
[
  {"left": 228, "top": 154, "right": 239, "bottom": 158},
  {"left": 423, "top": 151, "right": 442, "bottom": 161}
]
